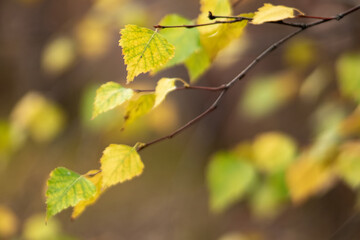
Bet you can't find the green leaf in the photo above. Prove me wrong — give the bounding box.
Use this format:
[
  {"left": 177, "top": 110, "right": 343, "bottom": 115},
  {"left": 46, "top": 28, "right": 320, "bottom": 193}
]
[
  {"left": 250, "top": 171, "right": 289, "bottom": 218},
  {"left": 71, "top": 170, "right": 104, "bottom": 220},
  {"left": 158, "top": 14, "right": 201, "bottom": 68},
  {"left": 124, "top": 93, "right": 156, "bottom": 124},
  {"left": 92, "top": 82, "right": 134, "bottom": 119},
  {"left": 207, "top": 151, "right": 256, "bottom": 213},
  {"left": 46, "top": 167, "right": 96, "bottom": 219},
  {"left": 100, "top": 144, "right": 144, "bottom": 188},
  {"left": 252, "top": 132, "right": 297, "bottom": 173},
  {"left": 252, "top": 4, "right": 304, "bottom": 25},
  {"left": 185, "top": 47, "right": 211, "bottom": 82},
  {"left": 119, "top": 24, "right": 175, "bottom": 83},
  {"left": 239, "top": 72, "right": 297, "bottom": 119},
  {"left": 154, "top": 78, "right": 185, "bottom": 107},
  {"left": 336, "top": 52, "right": 360, "bottom": 103}
]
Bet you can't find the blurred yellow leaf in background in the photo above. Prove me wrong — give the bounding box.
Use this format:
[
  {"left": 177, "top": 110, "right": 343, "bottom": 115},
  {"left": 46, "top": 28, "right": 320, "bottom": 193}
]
[
  {"left": 335, "top": 142, "right": 360, "bottom": 188},
  {"left": 22, "top": 213, "right": 77, "bottom": 240},
  {"left": 76, "top": 18, "right": 111, "bottom": 59},
  {"left": 284, "top": 38, "right": 317, "bottom": 70},
  {"left": 11, "top": 92, "right": 65, "bottom": 143},
  {"left": 0, "top": 205, "right": 18, "bottom": 239},
  {"left": 287, "top": 155, "right": 335, "bottom": 203},
  {"left": 41, "top": 37, "right": 76, "bottom": 75},
  {"left": 336, "top": 52, "right": 360, "bottom": 103},
  {"left": 252, "top": 132, "right": 297, "bottom": 173}
]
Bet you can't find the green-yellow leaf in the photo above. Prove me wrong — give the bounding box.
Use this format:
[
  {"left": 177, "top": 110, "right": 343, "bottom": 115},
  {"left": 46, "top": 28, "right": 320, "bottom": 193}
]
[
  {"left": 100, "top": 144, "right": 144, "bottom": 188},
  {"left": 336, "top": 52, "right": 360, "bottom": 103},
  {"left": 23, "top": 214, "right": 61, "bottom": 240},
  {"left": 207, "top": 151, "right": 256, "bottom": 213},
  {"left": 240, "top": 72, "right": 297, "bottom": 119},
  {"left": 154, "top": 78, "right": 185, "bottom": 107},
  {"left": 46, "top": 167, "right": 96, "bottom": 220},
  {"left": 252, "top": 132, "right": 297, "bottom": 173},
  {"left": 124, "top": 93, "right": 156, "bottom": 124},
  {"left": 71, "top": 170, "right": 104, "bottom": 220},
  {"left": 185, "top": 47, "right": 211, "bottom": 82},
  {"left": 252, "top": 4, "right": 304, "bottom": 25},
  {"left": 250, "top": 171, "right": 289, "bottom": 218},
  {"left": 119, "top": 24, "right": 175, "bottom": 83},
  {"left": 92, "top": 81, "right": 133, "bottom": 119},
  {"left": 158, "top": 14, "right": 201, "bottom": 68},
  {"left": 41, "top": 37, "right": 76, "bottom": 75}
]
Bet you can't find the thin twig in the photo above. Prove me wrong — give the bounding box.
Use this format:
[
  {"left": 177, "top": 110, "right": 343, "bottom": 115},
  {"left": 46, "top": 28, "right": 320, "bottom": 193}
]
[
  {"left": 209, "top": 12, "right": 306, "bottom": 28},
  {"left": 138, "top": 4, "right": 360, "bottom": 152},
  {"left": 133, "top": 84, "right": 227, "bottom": 93},
  {"left": 154, "top": 19, "right": 246, "bottom": 29}
]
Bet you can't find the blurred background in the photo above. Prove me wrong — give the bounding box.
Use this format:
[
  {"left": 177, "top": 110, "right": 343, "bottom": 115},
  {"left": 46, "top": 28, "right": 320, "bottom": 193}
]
[{"left": 1, "top": 0, "right": 360, "bottom": 239}]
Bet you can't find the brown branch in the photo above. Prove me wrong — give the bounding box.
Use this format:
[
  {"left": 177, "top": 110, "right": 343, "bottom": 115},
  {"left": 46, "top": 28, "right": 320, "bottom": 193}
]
[{"left": 137, "top": 4, "right": 360, "bottom": 152}]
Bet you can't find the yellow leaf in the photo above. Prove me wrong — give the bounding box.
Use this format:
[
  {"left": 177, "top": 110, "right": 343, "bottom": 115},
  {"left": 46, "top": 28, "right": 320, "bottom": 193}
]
[
  {"left": 284, "top": 38, "right": 318, "bottom": 70},
  {"left": 286, "top": 155, "right": 335, "bottom": 204},
  {"left": 23, "top": 214, "right": 61, "bottom": 240},
  {"left": 336, "top": 52, "right": 360, "bottom": 103},
  {"left": 0, "top": 206, "right": 17, "bottom": 239},
  {"left": 197, "top": 0, "right": 232, "bottom": 34},
  {"left": 147, "top": 100, "right": 179, "bottom": 134},
  {"left": 252, "top": 132, "right": 297, "bottom": 173},
  {"left": 154, "top": 78, "right": 185, "bottom": 107},
  {"left": 100, "top": 144, "right": 144, "bottom": 188},
  {"left": 119, "top": 25, "right": 175, "bottom": 83},
  {"left": 340, "top": 107, "right": 360, "bottom": 137},
  {"left": 11, "top": 92, "right": 65, "bottom": 143},
  {"left": 75, "top": 17, "right": 110, "bottom": 58},
  {"left": 92, "top": 82, "right": 134, "bottom": 119},
  {"left": 124, "top": 93, "right": 156, "bottom": 124},
  {"left": 200, "top": 14, "right": 251, "bottom": 59},
  {"left": 71, "top": 170, "right": 104, "bottom": 220},
  {"left": 41, "top": 37, "right": 76, "bottom": 75},
  {"left": 252, "top": 4, "right": 304, "bottom": 25}
]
